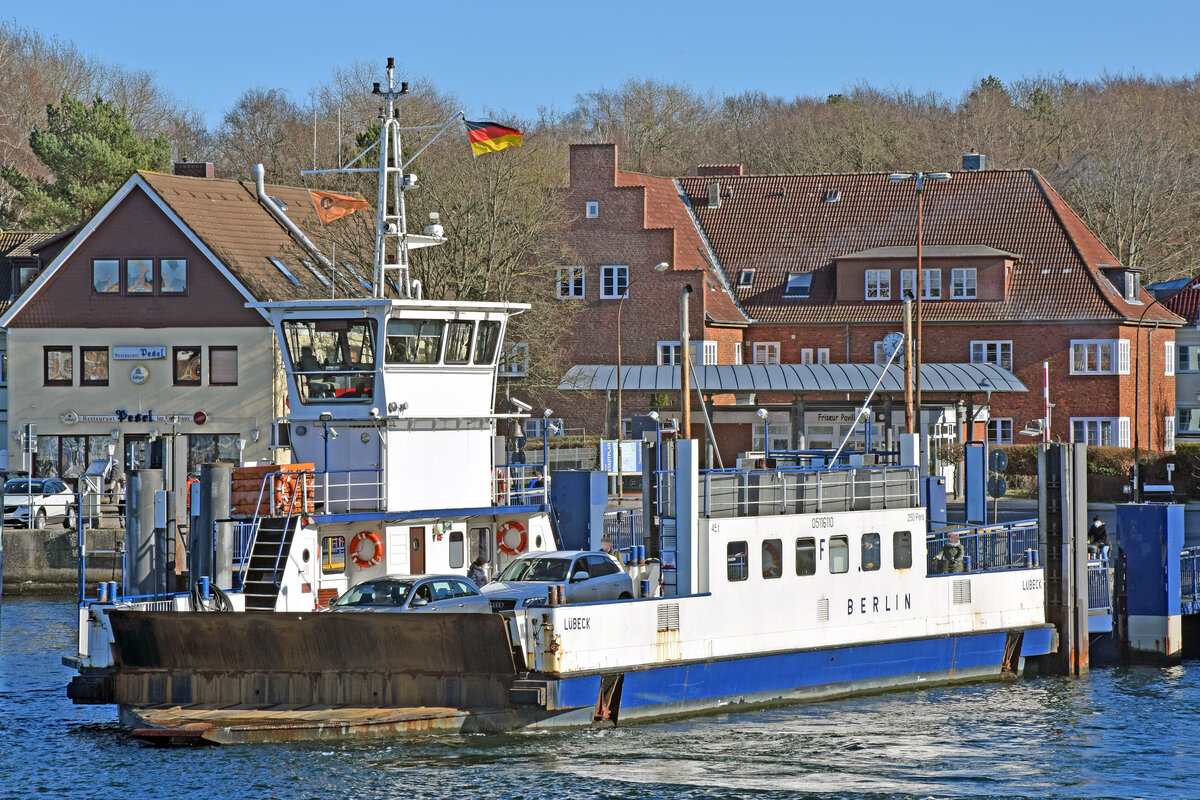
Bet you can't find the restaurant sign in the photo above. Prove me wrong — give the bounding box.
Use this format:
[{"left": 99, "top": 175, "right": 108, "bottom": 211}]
[{"left": 114, "top": 346, "right": 167, "bottom": 360}]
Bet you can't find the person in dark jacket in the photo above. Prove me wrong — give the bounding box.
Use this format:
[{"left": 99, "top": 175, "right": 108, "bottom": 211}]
[
  {"left": 1088, "top": 516, "right": 1109, "bottom": 556},
  {"left": 467, "top": 556, "right": 488, "bottom": 587}
]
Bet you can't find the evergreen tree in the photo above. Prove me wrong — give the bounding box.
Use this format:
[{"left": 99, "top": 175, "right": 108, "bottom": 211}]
[{"left": 1, "top": 94, "right": 172, "bottom": 230}]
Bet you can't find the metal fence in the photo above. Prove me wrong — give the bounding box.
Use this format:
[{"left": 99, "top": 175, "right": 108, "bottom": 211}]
[
  {"left": 926, "top": 521, "right": 1040, "bottom": 574},
  {"left": 603, "top": 508, "right": 644, "bottom": 551},
  {"left": 1088, "top": 558, "right": 1113, "bottom": 612},
  {"left": 1182, "top": 546, "right": 1200, "bottom": 604}
]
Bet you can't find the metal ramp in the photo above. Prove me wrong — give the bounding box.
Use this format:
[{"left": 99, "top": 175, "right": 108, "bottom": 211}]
[{"left": 240, "top": 517, "right": 294, "bottom": 611}]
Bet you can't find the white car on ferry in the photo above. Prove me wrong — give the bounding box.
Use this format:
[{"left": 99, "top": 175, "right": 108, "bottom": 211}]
[{"left": 481, "top": 551, "right": 633, "bottom": 611}]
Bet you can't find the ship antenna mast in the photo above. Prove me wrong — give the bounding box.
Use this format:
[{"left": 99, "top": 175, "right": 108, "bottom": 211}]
[{"left": 373, "top": 57, "right": 409, "bottom": 299}]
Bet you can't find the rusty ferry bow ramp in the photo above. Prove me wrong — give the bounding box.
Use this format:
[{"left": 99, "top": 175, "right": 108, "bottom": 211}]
[{"left": 85, "top": 610, "right": 545, "bottom": 745}]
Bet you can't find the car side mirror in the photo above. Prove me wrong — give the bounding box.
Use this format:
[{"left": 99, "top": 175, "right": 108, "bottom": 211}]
[
  {"left": 410, "top": 597, "right": 429, "bottom": 607},
  {"left": 570, "top": 571, "right": 590, "bottom": 583}
]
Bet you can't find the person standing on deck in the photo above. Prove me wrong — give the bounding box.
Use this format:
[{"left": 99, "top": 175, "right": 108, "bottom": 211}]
[{"left": 467, "top": 556, "right": 488, "bottom": 587}]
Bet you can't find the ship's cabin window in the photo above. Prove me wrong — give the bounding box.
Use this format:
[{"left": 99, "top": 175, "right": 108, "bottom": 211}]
[
  {"left": 893, "top": 530, "right": 913, "bottom": 569},
  {"left": 449, "top": 530, "right": 464, "bottom": 568},
  {"left": 762, "top": 538, "right": 782, "bottom": 579},
  {"left": 445, "top": 321, "right": 474, "bottom": 364},
  {"left": 470, "top": 526, "right": 491, "bottom": 563},
  {"left": 283, "top": 319, "right": 376, "bottom": 404},
  {"left": 385, "top": 318, "right": 444, "bottom": 364},
  {"left": 321, "top": 535, "right": 346, "bottom": 573},
  {"left": 727, "top": 541, "right": 748, "bottom": 581},
  {"left": 861, "top": 533, "right": 881, "bottom": 571},
  {"left": 829, "top": 535, "right": 849, "bottom": 574},
  {"left": 795, "top": 537, "right": 816, "bottom": 576},
  {"left": 475, "top": 320, "right": 501, "bottom": 365}
]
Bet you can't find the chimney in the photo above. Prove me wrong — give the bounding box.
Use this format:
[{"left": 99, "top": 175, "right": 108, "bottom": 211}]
[
  {"left": 173, "top": 161, "right": 215, "bottom": 178},
  {"left": 697, "top": 164, "right": 744, "bottom": 177},
  {"left": 961, "top": 149, "right": 986, "bottom": 171}
]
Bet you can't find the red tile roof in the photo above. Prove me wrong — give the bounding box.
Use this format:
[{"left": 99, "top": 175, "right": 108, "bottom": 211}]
[
  {"left": 613, "top": 169, "right": 749, "bottom": 324},
  {"left": 1158, "top": 275, "right": 1200, "bottom": 324},
  {"left": 677, "top": 169, "right": 1181, "bottom": 326}
]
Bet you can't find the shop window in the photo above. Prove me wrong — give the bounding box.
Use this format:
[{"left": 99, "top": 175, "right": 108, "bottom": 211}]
[
  {"left": 44, "top": 346, "right": 73, "bottom": 386},
  {"left": 829, "top": 535, "right": 849, "bottom": 574},
  {"left": 322, "top": 535, "right": 346, "bottom": 573},
  {"left": 174, "top": 346, "right": 201, "bottom": 385},
  {"left": 209, "top": 347, "right": 238, "bottom": 386},
  {"left": 727, "top": 541, "right": 748, "bottom": 581},
  {"left": 186, "top": 434, "right": 240, "bottom": 472},
  {"left": 81, "top": 347, "right": 109, "bottom": 386}
]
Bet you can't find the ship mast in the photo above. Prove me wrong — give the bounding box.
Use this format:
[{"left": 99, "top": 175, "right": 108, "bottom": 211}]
[{"left": 372, "top": 58, "right": 409, "bottom": 299}]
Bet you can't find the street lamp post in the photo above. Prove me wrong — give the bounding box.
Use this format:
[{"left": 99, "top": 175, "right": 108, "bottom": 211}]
[
  {"left": 615, "top": 261, "right": 669, "bottom": 499},
  {"left": 889, "top": 171, "right": 950, "bottom": 432}
]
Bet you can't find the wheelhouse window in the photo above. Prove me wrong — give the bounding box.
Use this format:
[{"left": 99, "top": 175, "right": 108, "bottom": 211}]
[
  {"left": 209, "top": 346, "right": 238, "bottom": 386},
  {"left": 444, "top": 321, "right": 473, "bottom": 365},
  {"left": 727, "top": 541, "right": 748, "bottom": 581},
  {"left": 762, "top": 539, "right": 782, "bottom": 579},
  {"left": 81, "top": 347, "right": 109, "bottom": 386},
  {"left": 174, "top": 346, "right": 201, "bottom": 385},
  {"left": 474, "top": 321, "right": 501, "bottom": 364},
  {"left": 385, "top": 319, "right": 443, "bottom": 364},
  {"left": 795, "top": 537, "right": 816, "bottom": 576},
  {"left": 893, "top": 531, "right": 913, "bottom": 569},
  {"left": 829, "top": 535, "right": 849, "bottom": 574},
  {"left": 92, "top": 259, "right": 120, "bottom": 293},
  {"left": 160, "top": 259, "right": 187, "bottom": 293},
  {"left": 127, "top": 259, "right": 155, "bottom": 293},
  {"left": 282, "top": 318, "right": 377, "bottom": 404},
  {"left": 861, "top": 533, "right": 881, "bottom": 571},
  {"left": 44, "top": 346, "right": 72, "bottom": 386},
  {"left": 322, "top": 535, "right": 346, "bottom": 573}
]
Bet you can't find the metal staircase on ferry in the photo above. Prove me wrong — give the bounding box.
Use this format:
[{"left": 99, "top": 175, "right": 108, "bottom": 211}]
[{"left": 240, "top": 517, "right": 294, "bottom": 611}]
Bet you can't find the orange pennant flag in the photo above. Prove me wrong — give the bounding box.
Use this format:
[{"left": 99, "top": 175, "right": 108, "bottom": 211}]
[{"left": 309, "top": 190, "right": 369, "bottom": 224}]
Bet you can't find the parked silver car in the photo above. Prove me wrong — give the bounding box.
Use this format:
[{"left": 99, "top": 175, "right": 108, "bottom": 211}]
[
  {"left": 3, "top": 477, "right": 75, "bottom": 529},
  {"left": 328, "top": 574, "right": 492, "bottom": 613},
  {"left": 481, "top": 550, "right": 634, "bottom": 611}
]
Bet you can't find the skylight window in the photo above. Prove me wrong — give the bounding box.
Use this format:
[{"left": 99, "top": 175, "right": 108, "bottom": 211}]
[
  {"left": 739, "top": 269, "right": 755, "bottom": 286},
  {"left": 783, "top": 272, "right": 812, "bottom": 298},
  {"left": 300, "top": 259, "right": 332, "bottom": 288},
  {"left": 268, "top": 257, "right": 302, "bottom": 286}
]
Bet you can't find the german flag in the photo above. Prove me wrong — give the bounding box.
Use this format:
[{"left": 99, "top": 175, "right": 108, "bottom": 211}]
[{"left": 465, "top": 119, "right": 523, "bottom": 157}]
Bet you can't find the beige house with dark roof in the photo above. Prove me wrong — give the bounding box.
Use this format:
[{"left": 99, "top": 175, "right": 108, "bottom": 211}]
[{"left": 0, "top": 163, "right": 370, "bottom": 486}]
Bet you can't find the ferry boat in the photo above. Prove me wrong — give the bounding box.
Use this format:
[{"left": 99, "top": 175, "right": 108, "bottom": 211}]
[{"left": 64, "top": 59, "right": 1057, "bottom": 744}]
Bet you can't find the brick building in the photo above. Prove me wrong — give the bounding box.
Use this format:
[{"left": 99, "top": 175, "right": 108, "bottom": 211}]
[{"left": 551, "top": 144, "right": 1181, "bottom": 460}]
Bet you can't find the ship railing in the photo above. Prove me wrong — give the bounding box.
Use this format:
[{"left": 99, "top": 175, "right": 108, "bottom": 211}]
[
  {"left": 1181, "top": 545, "right": 1200, "bottom": 605},
  {"left": 693, "top": 464, "right": 920, "bottom": 518},
  {"left": 925, "top": 521, "right": 1040, "bottom": 575},
  {"left": 603, "top": 507, "right": 644, "bottom": 551},
  {"left": 1088, "top": 554, "right": 1113, "bottom": 612},
  {"left": 315, "top": 468, "right": 386, "bottom": 514},
  {"left": 493, "top": 462, "right": 549, "bottom": 507}
]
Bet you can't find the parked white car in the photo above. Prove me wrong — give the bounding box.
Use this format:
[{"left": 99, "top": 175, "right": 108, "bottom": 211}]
[
  {"left": 328, "top": 574, "right": 492, "bottom": 613},
  {"left": 481, "top": 550, "right": 634, "bottom": 611},
  {"left": 4, "top": 477, "right": 75, "bottom": 529}
]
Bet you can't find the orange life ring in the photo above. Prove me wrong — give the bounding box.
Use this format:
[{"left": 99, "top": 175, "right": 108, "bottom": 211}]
[
  {"left": 350, "top": 530, "right": 384, "bottom": 569},
  {"left": 497, "top": 520, "right": 527, "bottom": 556},
  {"left": 494, "top": 468, "right": 508, "bottom": 498}
]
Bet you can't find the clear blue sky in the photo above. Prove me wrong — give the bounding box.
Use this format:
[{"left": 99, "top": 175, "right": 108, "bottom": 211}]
[{"left": 12, "top": 0, "right": 1200, "bottom": 128}]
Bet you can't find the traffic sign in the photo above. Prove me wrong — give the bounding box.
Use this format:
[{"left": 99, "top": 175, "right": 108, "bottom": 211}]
[
  {"left": 989, "top": 449, "right": 1007, "bottom": 474},
  {"left": 987, "top": 475, "right": 1007, "bottom": 499}
]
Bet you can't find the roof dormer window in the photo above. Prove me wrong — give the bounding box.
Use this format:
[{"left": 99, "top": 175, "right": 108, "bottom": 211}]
[
  {"left": 783, "top": 272, "right": 812, "bottom": 298},
  {"left": 1101, "top": 265, "right": 1143, "bottom": 304}
]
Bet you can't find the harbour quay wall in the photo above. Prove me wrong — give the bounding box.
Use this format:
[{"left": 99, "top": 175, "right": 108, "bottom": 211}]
[{"left": 2, "top": 528, "right": 123, "bottom": 594}]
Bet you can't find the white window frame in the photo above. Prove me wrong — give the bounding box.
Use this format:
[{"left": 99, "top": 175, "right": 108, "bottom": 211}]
[
  {"left": 1179, "top": 345, "right": 1200, "bottom": 373},
  {"left": 656, "top": 340, "right": 716, "bottom": 366},
  {"left": 1179, "top": 407, "right": 1200, "bottom": 433},
  {"left": 752, "top": 420, "right": 792, "bottom": 452},
  {"left": 1070, "top": 339, "right": 1129, "bottom": 375},
  {"left": 800, "top": 348, "right": 814, "bottom": 365},
  {"left": 865, "top": 269, "right": 890, "bottom": 301},
  {"left": 951, "top": 268, "right": 977, "bottom": 299},
  {"left": 784, "top": 272, "right": 812, "bottom": 298},
  {"left": 1070, "top": 417, "right": 1129, "bottom": 447},
  {"left": 752, "top": 342, "right": 780, "bottom": 365},
  {"left": 703, "top": 341, "right": 718, "bottom": 365},
  {"left": 986, "top": 418, "right": 1013, "bottom": 445},
  {"left": 734, "top": 342, "right": 743, "bottom": 365},
  {"left": 900, "top": 268, "right": 941, "bottom": 300},
  {"left": 1165, "top": 415, "right": 1176, "bottom": 451},
  {"left": 816, "top": 347, "right": 830, "bottom": 364},
  {"left": 586, "top": 201, "right": 599, "bottom": 218},
  {"left": 600, "top": 265, "right": 628, "bottom": 299},
  {"left": 1165, "top": 341, "right": 1176, "bottom": 376},
  {"left": 498, "top": 342, "right": 529, "bottom": 377},
  {"left": 970, "top": 340, "right": 1013, "bottom": 371},
  {"left": 556, "top": 266, "right": 585, "bottom": 299}
]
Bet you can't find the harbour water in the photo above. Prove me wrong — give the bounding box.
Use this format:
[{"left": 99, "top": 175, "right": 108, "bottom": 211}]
[{"left": 3, "top": 595, "right": 1198, "bottom": 800}]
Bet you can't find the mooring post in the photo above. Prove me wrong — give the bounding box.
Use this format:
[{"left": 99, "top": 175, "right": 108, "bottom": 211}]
[
  {"left": 1037, "top": 442, "right": 1090, "bottom": 675},
  {"left": 1117, "top": 503, "right": 1184, "bottom": 662}
]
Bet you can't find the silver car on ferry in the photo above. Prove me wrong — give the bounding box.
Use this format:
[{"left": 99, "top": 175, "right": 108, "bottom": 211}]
[{"left": 481, "top": 550, "right": 634, "bottom": 611}]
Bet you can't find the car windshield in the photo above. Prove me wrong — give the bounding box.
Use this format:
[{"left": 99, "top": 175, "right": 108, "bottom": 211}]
[
  {"left": 498, "top": 557, "right": 572, "bottom": 582},
  {"left": 5, "top": 479, "right": 41, "bottom": 494},
  {"left": 332, "top": 579, "right": 413, "bottom": 607}
]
